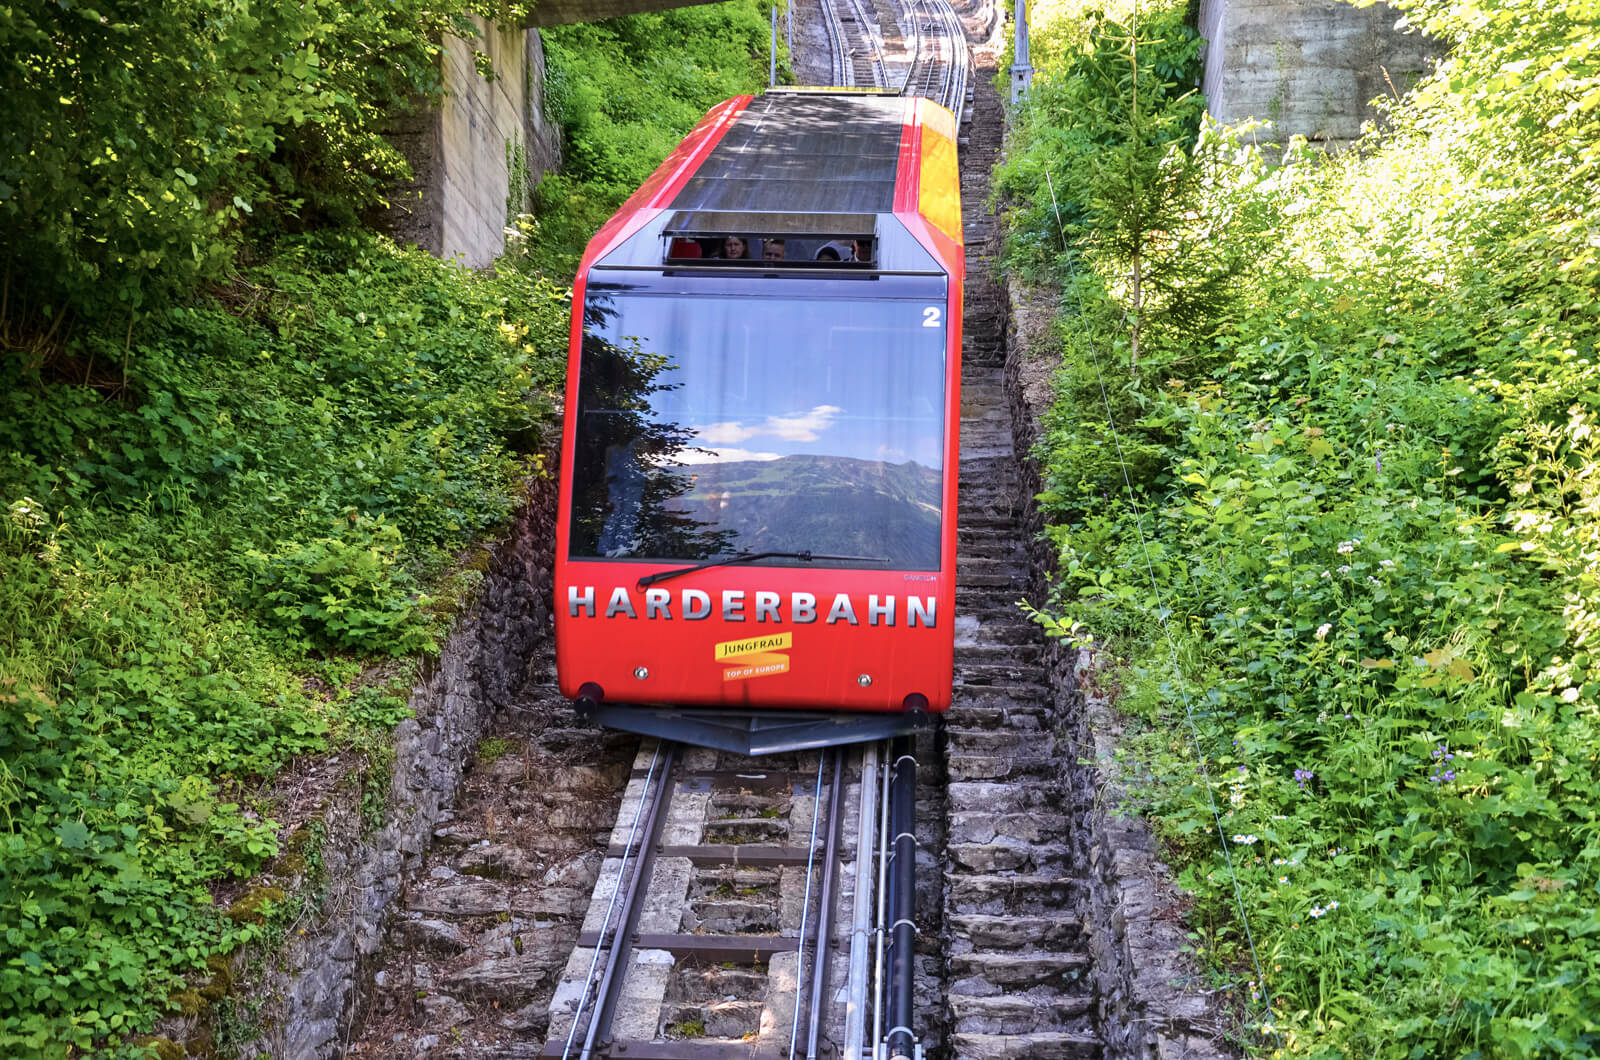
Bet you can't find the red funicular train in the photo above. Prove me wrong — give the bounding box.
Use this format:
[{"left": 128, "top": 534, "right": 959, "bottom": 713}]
[{"left": 554, "top": 90, "right": 963, "bottom": 754}]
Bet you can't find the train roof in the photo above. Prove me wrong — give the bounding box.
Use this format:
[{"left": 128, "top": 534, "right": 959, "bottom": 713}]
[
  {"left": 580, "top": 91, "right": 963, "bottom": 278},
  {"left": 672, "top": 93, "right": 904, "bottom": 216}
]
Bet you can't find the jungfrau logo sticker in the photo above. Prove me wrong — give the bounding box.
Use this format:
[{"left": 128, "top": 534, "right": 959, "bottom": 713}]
[{"left": 715, "top": 632, "right": 792, "bottom": 682}]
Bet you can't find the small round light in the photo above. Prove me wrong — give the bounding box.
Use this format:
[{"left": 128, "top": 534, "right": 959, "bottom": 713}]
[
  {"left": 857, "top": 673, "right": 873, "bottom": 688},
  {"left": 634, "top": 666, "right": 649, "bottom": 680}
]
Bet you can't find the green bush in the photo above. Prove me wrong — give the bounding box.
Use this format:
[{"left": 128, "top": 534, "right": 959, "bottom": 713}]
[
  {"left": 244, "top": 519, "right": 435, "bottom": 656},
  {"left": 0, "top": 0, "right": 488, "bottom": 329},
  {"left": 0, "top": 231, "right": 568, "bottom": 1054},
  {"left": 1012, "top": 0, "right": 1600, "bottom": 1054}
]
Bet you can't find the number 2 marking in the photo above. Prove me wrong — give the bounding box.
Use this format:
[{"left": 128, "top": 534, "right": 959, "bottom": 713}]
[{"left": 922, "top": 307, "right": 942, "bottom": 328}]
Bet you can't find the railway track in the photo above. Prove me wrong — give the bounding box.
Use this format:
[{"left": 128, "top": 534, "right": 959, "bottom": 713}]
[
  {"left": 813, "top": 0, "right": 971, "bottom": 118},
  {"left": 821, "top": 0, "right": 888, "bottom": 88},
  {"left": 899, "top": 0, "right": 972, "bottom": 120},
  {"left": 542, "top": 740, "right": 923, "bottom": 1059},
  {"left": 533, "top": 46, "right": 1100, "bottom": 1060}
]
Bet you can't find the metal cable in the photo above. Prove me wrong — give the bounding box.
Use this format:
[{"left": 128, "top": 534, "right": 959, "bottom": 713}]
[{"left": 787, "top": 751, "right": 828, "bottom": 1060}]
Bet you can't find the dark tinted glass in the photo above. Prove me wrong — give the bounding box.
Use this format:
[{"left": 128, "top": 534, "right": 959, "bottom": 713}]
[{"left": 569, "top": 276, "right": 947, "bottom": 568}]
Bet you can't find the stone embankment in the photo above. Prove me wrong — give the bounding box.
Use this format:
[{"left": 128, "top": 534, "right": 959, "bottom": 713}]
[{"left": 939, "top": 48, "right": 1100, "bottom": 1060}]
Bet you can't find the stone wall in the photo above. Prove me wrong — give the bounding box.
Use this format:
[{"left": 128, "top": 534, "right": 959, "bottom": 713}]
[
  {"left": 1003, "top": 282, "right": 1236, "bottom": 1058},
  {"left": 385, "top": 21, "right": 562, "bottom": 266},
  {"left": 237, "top": 474, "right": 558, "bottom": 1058},
  {"left": 1196, "top": 0, "right": 1439, "bottom": 146}
]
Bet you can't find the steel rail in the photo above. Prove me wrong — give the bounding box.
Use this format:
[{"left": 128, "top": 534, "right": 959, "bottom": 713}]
[
  {"left": 787, "top": 751, "right": 829, "bottom": 1060},
  {"left": 818, "top": 0, "right": 888, "bottom": 88},
  {"left": 897, "top": 0, "right": 970, "bottom": 118},
  {"left": 841, "top": 741, "right": 881, "bottom": 1059},
  {"left": 819, "top": 0, "right": 851, "bottom": 86},
  {"left": 575, "top": 741, "right": 679, "bottom": 1060},
  {"left": 804, "top": 749, "right": 847, "bottom": 1060},
  {"left": 561, "top": 742, "right": 667, "bottom": 1060},
  {"left": 842, "top": 0, "right": 888, "bottom": 87}
]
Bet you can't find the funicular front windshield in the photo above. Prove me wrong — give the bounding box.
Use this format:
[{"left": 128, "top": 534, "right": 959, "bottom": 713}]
[{"left": 569, "top": 273, "right": 948, "bottom": 569}]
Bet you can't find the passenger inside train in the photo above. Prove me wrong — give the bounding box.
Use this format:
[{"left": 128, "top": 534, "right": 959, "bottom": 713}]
[{"left": 663, "top": 233, "right": 875, "bottom": 266}]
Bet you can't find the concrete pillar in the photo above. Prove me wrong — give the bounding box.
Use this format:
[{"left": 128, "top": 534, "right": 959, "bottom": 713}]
[{"left": 381, "top": 22, "right": 562, "bottom": 266}]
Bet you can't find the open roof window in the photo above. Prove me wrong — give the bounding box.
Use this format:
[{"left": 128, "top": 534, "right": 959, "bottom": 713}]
[{"left": 663, "top": 211, "right": 876, "bottom": 267}]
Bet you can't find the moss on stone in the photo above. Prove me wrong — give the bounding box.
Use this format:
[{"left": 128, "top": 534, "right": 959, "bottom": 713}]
[
  {"left": 131, "top": 1036, "right": 185, "bottom": 1060},
  {"left": 227, "top": 885, "right": 287, "bottom": 924},
  {"left": 204, "top": 953, "right": 234, "bottom": 983},
  {"left": 167, "top": 989, "right": 206, "bottom": 1016},
  {"left": 274, "top": 849, "right": 310, "bottom": 876},
  {"left": 183, "top": 1024, "right": 216, "bottom": 1057}
]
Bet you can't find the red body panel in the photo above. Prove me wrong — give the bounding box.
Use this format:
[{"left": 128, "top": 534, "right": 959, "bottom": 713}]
[
  {"left": 556, "top": 566, "right": 954, "bottom": 711},
  {"left": 554, "top": 95, "right": 963, "bottom": 717}
]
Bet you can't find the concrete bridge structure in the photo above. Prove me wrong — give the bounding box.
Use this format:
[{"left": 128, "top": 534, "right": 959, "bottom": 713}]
[
  {"left": 1195, "top": 0, "right": 1439, "bottom": 147},
  {"left": 522, "top": 0, "right": 727, "bottom": 24},
  {"left": 382, "top": 0, "right": 739, "bottom": 267}
]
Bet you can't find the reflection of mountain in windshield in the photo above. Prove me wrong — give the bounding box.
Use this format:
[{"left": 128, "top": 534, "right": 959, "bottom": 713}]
[{"left": 667, "top": 454, "right": 940, "bottom": 566}]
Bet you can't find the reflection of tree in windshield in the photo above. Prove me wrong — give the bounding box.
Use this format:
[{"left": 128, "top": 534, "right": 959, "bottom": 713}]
[{"left": 569, "top": 295, "right": 735, "bottom": 558}]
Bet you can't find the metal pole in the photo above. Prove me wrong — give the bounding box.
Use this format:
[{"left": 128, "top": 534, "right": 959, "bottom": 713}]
[
  {"left": 806, "top": 750, "right": 845, "bottom": 1060},
  {"left": 842, "top": 742, "right": 880, "bottom": 1060},
  {"left": 786, "top": 0, "right": 792, "bottom": 57},
  {"left": 1010, "top": 0, "right": 1034, "bottom": 103},
  {"left": 770, "top": 6, "right": 778, "bottom": 87},
  {"left": 885, "top": 738, "right": 917, "bottom": 1060}
]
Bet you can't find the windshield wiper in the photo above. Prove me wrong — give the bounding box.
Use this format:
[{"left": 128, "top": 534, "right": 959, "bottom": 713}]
[{"left": 635, "top": 550, "right": 889, "bottom": 590}]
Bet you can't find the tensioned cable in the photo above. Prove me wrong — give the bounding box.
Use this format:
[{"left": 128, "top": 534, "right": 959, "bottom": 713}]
[
  {"left": 1043, "top": 167, "right": 1278, "bottom": 1033},
  {"left": 562, "top": 742, "right": 665, "bottom": 1059}
]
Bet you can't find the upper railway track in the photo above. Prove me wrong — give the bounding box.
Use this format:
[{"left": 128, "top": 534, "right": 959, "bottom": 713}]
[{"left": 351, "top": 3, "right": 1100, "bottom": 1057}]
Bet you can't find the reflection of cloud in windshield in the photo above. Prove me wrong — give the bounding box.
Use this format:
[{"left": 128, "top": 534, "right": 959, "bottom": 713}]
[
  {"left": 697, "top": 405, "right": 843, "bottom": 445},
  {"left": 676, "top": 447, "right": 784, "bottom": 465}
]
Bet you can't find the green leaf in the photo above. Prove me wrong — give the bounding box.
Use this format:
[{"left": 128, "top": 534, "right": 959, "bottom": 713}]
[{"left": 55, "top": 821, "right": 91, "bottom": 850}]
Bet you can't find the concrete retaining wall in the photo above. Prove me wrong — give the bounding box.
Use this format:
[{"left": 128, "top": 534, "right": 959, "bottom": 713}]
[
  {"left": 385, "top": 21, "right": 562, "bottom": 266},
  {"left": 155, "top": 474, "right": 561, "bottom": 1059},
  {"left": 1196, "top": 0, "right": 1438, "bottom": 146}
]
